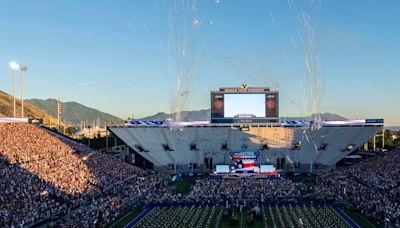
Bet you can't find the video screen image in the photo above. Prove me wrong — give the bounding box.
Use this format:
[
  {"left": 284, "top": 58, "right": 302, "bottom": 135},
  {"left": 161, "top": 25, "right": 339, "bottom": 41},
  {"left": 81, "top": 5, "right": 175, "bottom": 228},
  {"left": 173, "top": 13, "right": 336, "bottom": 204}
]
[
  {"left": 211, "top": 93, "right": 224, "bottom": 118},
  {"left": 266, "top": 94, "right": 278, "bottom": 118},
  {"left": 224, "top": 94, "right": 266, "bottom": 118}
]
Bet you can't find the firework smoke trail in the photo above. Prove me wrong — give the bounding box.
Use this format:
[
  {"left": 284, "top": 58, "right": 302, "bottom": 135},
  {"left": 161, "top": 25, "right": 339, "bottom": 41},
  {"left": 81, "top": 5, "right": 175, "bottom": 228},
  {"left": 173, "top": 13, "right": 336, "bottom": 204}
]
[
  {"left": 285, "top": 0, "right": 323, "bottom": 162},
  {"left": 286, "top": 0, "right": 322, "bottom": 130},
  {"left": 167, "top": 0, "right": 202, "bottom": 123},
  {"left": 300, "top": 10, "right": 321, "bottom": 124},
  {"left": 299, "top": 3, "right": 323, "bottom": 163},
  {"left": 285, "top": 0, "right": 322, "bottom": 128}
]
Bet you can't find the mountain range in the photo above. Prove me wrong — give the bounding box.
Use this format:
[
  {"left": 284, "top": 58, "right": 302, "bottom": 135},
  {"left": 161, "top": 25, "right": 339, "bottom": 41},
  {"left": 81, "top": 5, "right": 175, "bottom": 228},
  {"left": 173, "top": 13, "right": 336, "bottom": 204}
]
[
  {"left": 0, "top": 90, "right": 59, "bottom": 124},
  {"left": 139, "top": 109, "right": 211, "bottom": 122},
  {"left": 139, "top": 109, "right": 348, "bottom": 122},
  {"left": 26, "top": 99, "right": 123, "bottom": 126}
]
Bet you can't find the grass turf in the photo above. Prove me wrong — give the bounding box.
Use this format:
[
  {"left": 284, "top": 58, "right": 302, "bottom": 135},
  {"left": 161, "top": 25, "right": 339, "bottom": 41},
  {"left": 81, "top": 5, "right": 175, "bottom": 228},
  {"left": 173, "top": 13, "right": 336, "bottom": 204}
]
[
  {"left": 342, "top": 207, "right": 378, "bottom": 228},
  {"left": 171, "top": 177, "right": 197, "bottom": 195},
  {"left": 107, "top": 209, "right": 143, "bottom": 228}
]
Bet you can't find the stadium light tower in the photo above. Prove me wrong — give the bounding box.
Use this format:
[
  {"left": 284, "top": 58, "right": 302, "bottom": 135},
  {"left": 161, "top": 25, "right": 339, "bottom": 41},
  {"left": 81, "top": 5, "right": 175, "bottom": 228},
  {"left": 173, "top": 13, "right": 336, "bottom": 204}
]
[
  {"left": 9, "top": 61, "right": 20, "bottom": 118},
  {"left": 19, "top": 64, "right": 27, "bottom": 117}
]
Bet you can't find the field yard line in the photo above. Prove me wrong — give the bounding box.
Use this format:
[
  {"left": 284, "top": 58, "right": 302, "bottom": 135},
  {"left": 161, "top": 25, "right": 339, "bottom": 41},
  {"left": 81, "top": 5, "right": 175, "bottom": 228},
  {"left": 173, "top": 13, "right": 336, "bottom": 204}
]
[
  {"left": 352, "top": 211, "right": 376, "bottom": 228},
  {"left": 331, "top": 206, "right": 360, "bottom": 228},
  {"left": 109, "top": 211, "right": 132, "bottom": 228},
  {"left": 125, "top": 207, "right": 155, "bottom": 228}
]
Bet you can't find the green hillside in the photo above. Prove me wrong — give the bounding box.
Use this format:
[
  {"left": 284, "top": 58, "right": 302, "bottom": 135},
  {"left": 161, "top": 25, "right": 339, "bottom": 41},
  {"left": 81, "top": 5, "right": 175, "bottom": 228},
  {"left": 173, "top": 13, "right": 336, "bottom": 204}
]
[{"left": 26, "top": 99, "right": 123, "bottom": 126}]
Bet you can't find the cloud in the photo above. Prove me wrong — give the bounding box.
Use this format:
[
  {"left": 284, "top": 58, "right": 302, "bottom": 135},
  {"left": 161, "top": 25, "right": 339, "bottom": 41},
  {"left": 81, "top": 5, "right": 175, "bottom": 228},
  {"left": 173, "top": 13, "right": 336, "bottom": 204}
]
[
  {"left": 76, "top": 82, "right": 96, "bottom": 87},
  {"left": 127, "top": 21, "right": 134, "bottom": 31},
  {"left": 269, "top": 11, "right": 276, "bottom": 25}
]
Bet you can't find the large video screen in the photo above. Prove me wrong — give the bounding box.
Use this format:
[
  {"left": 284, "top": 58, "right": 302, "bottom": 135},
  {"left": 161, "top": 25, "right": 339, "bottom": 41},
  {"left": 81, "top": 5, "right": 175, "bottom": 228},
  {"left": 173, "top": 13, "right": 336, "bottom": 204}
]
[
  {"left": 224, "top": 94, "right": 265, "bottom": 118},
  {"left": 211, "top": 92, "right": 278, "bottom": 123}
]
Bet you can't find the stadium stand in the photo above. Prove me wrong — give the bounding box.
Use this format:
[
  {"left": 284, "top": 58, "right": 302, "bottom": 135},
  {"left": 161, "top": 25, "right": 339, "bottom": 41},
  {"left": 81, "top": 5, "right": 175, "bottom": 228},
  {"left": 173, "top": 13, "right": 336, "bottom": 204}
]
[
  {"left": 1, "top": 123, "right": 399, "bottom": 227},
  {"left": 109, "top": 125, "right": 382, "bottom": 169},
  {"left": 0, "top": 123, "right": 166, "bottom": 227},
  {"left": 307, "top": 150, "right": 400, "bottom": 226}
]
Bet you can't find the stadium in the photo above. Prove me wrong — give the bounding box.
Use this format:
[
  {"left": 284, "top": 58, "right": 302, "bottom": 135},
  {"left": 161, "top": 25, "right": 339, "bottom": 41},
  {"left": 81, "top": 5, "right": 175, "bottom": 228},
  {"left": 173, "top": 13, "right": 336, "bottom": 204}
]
[
  {"left": 2, "top": 85, "right": 398, "bottom": 228},
  {"left": 109, "top": 86, "right": 384, "bottom": 173},
  {"left": 1, "top": 1, "right": 400, "bottom": 227}
]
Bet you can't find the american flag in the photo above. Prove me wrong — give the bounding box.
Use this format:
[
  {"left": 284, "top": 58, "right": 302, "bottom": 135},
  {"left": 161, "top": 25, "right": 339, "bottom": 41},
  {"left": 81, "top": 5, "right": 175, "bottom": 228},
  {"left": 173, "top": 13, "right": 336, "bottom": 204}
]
[{"left": 57, "top": 98, "right": 63, "bottom": 117}]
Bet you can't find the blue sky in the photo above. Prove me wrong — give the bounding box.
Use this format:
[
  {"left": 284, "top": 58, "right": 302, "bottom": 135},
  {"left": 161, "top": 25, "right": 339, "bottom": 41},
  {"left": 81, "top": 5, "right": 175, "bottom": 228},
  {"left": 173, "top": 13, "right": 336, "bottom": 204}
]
[{"left": 0, "top": 0, "right": 399, "bottom": 125}]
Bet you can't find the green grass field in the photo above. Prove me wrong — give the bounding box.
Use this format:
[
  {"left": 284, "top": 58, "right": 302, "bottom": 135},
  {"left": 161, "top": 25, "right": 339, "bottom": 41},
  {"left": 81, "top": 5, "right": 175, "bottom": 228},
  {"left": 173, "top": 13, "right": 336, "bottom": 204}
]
[
  {"left": 341, "top": 207, "right": 378, "bottom": 228},
  {"left": 107, "top": 209, "right": 143, "bottom": 228},
  {"left": 172, "top": 177, "right": 196, "bottom": 195}
]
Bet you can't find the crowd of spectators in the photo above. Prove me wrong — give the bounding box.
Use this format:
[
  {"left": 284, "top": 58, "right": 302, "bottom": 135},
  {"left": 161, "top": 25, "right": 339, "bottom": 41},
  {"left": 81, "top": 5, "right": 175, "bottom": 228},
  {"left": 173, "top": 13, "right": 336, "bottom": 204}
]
[
  {"left": 0, "top": 123, "right": 167, "bottom": 227},
  {"left": 308, "top": 150, "right": 400, "bottom": 227},
  {"left": 149, "top": 151, "right": 400, "bottom": 226},
  {"left": 1, "top": 123, "right": 399, "bottom": 227},
  {"left": 185, "top": 178, "right": 304, "bottom": 204}
]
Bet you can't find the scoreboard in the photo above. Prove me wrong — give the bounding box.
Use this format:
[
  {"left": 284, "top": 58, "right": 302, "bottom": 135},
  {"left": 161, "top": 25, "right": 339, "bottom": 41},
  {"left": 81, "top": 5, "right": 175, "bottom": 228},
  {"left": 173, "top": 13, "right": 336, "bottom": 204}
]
[{"left": 211, "top": 85, "right": 279, "bottom": 124}]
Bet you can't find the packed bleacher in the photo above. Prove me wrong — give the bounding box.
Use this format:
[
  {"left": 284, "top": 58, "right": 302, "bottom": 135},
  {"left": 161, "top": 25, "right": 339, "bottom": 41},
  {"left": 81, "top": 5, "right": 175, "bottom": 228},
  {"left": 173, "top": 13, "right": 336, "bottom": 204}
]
[
  {"left": 0, "top": 123, "right": 167, "bottom": 227},
  {"left": 185, "top": 178, "right": 304, "bottom": 204},
  {"left": 308, "top": 150, "right": 400, "bottom": 227},
  {"left": 1, "top": 123, "right": 399, "bottom": 227}
]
